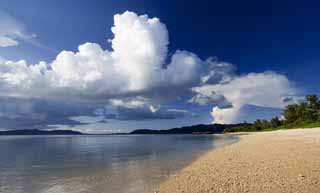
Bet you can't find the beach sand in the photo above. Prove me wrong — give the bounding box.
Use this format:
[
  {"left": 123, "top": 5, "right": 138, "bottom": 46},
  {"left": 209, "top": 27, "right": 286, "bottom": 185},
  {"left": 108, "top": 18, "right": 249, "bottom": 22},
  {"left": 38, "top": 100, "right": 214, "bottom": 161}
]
[{"left": 156, "top": 128, "right": 320, "bottom": 193}]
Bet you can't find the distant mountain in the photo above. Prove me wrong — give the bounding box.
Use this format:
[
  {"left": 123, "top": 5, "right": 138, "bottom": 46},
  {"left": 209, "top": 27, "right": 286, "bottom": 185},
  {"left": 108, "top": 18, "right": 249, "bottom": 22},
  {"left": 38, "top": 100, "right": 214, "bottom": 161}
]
[
  {"left": 0, "top": 129, "right": 83, "bottom": 135},
  {"left": 130, "top": 123, "right": 250, "bottom": 134},
  {"left": 0, "top": 123, "right": 250, "bottom": 136}
]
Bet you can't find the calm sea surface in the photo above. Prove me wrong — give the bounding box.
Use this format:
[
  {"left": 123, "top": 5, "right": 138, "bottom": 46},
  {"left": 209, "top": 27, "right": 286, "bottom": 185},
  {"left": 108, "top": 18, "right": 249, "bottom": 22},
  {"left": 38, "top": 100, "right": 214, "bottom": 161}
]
[{"left": 0, "top": 134, "right": 237, "bottom": 193}]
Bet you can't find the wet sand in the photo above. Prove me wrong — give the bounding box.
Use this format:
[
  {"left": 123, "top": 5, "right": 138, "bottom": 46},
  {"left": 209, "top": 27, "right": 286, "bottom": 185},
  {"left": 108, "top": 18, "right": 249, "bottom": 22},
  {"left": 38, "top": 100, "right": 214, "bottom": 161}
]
[{"left": 156, "top": 128, "right": 320, "bottom": 193}]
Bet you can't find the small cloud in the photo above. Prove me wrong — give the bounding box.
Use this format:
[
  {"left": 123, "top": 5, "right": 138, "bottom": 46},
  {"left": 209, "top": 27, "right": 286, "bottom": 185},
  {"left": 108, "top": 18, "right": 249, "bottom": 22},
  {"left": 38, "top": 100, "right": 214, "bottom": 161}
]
[
  {"left": 167, "top": 108, "right": 188, "bottom": 113},
  {"left": 193, "top": 72, "right": 298, "bottom": 124},
  {"left": 189, "top": 91, "right": 232, "bottom": 108},
  {"left": 0, "top": 36, "right": 19, "bottom": 47},
  {"left": 282, "top": 95, "right": 304, "bottom": 104},
  {"left": 0, "top": 10, "right": 57, "bottom": 52},
  {"left": 106, "top": 102, "right": 190, "bottom": 121},
  {"left": 150, "top": 105, "right": 160, "bottom": 113},
  {"left": 0, "top": 10, "right": 34, "bottom": 47}
]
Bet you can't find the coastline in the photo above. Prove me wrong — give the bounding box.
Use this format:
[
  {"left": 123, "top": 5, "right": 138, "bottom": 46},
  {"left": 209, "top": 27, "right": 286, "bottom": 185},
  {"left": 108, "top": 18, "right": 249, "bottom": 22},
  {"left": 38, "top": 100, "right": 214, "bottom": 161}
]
[{"left": 155, "top": 128, "right": 320, "bottom": 193}]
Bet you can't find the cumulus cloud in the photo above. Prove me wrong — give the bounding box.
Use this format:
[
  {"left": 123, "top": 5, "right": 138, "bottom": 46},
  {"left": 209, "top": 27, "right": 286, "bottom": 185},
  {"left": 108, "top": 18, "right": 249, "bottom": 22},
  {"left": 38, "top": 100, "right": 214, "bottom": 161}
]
[
  {"left": 0, "top": 12, "right": 204, "bottom": 101},
  {"left": 192, "top": 72, "right": 298, "bottom": 123},
  {"left": 0, "top": 10, "right": 300, "bottom": 129},
  {"left": 0, "top": 11, "right": 232, "bottom": 104}
]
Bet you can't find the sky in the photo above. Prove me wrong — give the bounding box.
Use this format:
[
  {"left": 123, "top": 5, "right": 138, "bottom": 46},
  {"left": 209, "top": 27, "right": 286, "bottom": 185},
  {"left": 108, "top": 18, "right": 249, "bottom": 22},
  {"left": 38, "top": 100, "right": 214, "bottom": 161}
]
[{"left": 0, "top": 0, "right": 319, "bottom": 133}]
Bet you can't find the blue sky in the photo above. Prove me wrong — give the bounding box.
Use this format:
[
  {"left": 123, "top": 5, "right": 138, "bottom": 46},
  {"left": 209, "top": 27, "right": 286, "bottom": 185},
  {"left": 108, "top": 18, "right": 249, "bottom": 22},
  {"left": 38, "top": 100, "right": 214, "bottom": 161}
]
[{"left": 0, "top": 0, "right": 318, "bottom": 133}]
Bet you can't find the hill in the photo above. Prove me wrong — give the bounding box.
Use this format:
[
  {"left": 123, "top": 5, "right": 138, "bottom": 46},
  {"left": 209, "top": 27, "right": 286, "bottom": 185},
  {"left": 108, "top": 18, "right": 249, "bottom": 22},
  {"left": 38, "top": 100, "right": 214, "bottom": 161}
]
[
  {"left": 0, "top": 129, "right": 83, "bottom": 135},
  {"left": 130, "top": 123, "right": 249, "bottom": 134}
]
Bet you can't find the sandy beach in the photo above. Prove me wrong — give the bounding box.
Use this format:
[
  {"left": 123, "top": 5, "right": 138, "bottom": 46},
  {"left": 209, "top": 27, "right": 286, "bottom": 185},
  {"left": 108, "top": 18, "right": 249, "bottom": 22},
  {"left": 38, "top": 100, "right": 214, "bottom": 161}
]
[{"left": 156, "top": 128, "right": 320, "bottom": 193}]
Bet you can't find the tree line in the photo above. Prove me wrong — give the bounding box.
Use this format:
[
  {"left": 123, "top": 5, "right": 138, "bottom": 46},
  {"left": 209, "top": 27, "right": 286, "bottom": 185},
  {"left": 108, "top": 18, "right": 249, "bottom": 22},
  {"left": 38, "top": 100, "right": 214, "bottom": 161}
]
[{"left": 224, "top": 94, "right": 320, "bottom": 132}]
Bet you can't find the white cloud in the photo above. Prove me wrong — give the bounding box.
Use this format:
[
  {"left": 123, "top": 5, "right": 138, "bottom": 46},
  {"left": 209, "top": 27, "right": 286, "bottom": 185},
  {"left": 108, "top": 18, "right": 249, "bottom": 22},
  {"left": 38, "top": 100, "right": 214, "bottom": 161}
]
[
  {"left": 192, "top": 72, "right": 298, "bottom": 123},
  {"left": 109, "top": 97, "right": 148, "bottom": 109},
  {"left": 211, "top": 106, "right": 240, "bottom": 124},
  {"left": 0, "top": 10, "right": 300, "bottom": 128},
  {"left": 0, "top": 36, "right": 18, "bottom": 47},
  {"left": 188, "top": 91, "right": 232, "bottom": 108},
  {"left": 0, "top": 11, "right": 36, "bottom": 47},
  {"left": 111, "top": 11, "right": 168, "bottom": 91},
  {"left": 0, "top": 11, "right": 224, "bottom": 103},
  {"left": 105, "top": 97, "right": 189, "bottom": 120}
]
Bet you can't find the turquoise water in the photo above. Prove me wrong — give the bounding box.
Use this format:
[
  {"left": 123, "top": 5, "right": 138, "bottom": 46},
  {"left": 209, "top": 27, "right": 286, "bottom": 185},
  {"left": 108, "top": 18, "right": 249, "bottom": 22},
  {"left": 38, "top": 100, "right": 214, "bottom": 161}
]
[{"left": 0, "top": 134, "right": 237, "bottom": 193}]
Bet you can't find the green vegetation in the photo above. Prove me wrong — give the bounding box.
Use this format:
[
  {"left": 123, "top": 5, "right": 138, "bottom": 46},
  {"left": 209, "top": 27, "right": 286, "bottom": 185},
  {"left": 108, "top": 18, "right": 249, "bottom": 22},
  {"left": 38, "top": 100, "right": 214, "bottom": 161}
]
[{"left": 224, "top": 94, "right": 320, "bottom": 133}]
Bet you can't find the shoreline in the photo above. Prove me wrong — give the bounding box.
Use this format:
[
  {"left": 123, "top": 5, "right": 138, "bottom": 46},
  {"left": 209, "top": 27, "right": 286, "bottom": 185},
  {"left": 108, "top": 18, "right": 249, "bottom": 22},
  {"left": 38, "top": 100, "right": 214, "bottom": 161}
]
[
  {"left": 141, "top": 133, "right": 240, "bottom": 193},
  {"left": 155, "top": 128, "right": 320, "bottom": 193}
]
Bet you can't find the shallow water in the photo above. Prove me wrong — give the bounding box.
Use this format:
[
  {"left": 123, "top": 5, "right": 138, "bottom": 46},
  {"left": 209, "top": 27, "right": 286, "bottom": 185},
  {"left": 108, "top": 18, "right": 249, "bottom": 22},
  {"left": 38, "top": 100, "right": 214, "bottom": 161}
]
[{"left": 0, "top": 134, "right": 237, "bottom": 193}]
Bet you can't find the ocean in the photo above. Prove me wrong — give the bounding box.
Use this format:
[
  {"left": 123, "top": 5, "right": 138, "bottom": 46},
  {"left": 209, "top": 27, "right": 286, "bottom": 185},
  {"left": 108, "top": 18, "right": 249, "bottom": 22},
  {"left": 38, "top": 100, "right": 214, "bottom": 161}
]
[{"left": 0, "top": 134, "right": 237, "bottom": 193}]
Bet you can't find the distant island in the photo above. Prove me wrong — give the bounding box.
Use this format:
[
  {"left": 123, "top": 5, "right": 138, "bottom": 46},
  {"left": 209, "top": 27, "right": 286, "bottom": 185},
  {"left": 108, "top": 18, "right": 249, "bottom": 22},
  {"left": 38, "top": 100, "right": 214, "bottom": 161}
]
[
  {"left": 0, "top": 129, "right": 83, "bottom": 135},
  {"left": 130, "top": 123, "right": 248, "bottom": 134},
  {"left": 0, "top": 124, "right": 248, "bottom": 136}
]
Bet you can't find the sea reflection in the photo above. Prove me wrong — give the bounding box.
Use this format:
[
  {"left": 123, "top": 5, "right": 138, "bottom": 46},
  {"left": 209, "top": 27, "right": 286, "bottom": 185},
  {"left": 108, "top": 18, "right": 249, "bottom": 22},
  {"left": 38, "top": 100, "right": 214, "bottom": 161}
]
[{"left": 0, "top": 134, "right": 237, "bottom": 193}]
